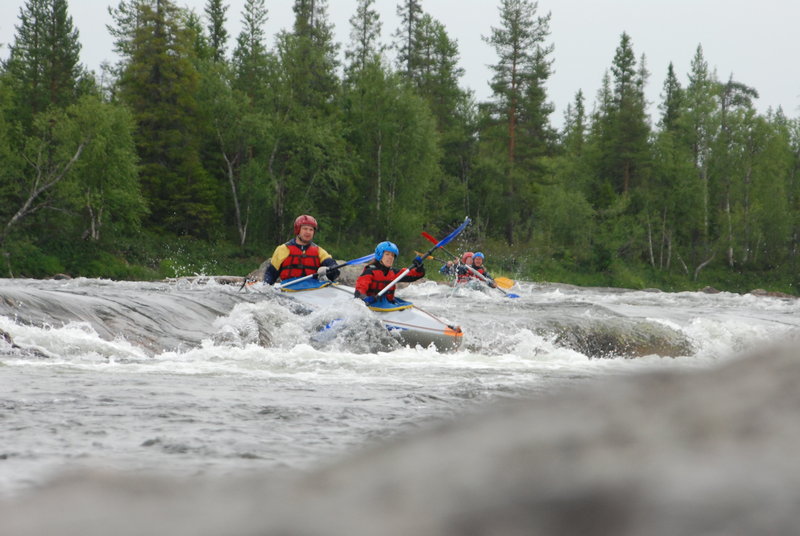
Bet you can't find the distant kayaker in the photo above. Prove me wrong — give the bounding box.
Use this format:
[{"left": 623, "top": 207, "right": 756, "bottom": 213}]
[
  {"left": 440, "top": 251, "right": 473, "bottom": 277},
  {"left": 263, "top": 214, "right": 341, "bottom": 285},
  {"left": 470, "top": 252, "right": 496, "bottom": 288},
  {"left": 355, "top": 241, "right": 425, "bottom": 304}
]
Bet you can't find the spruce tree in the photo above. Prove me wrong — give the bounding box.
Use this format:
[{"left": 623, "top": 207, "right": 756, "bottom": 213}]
[
  {"left": 110, "top": 0, "right": 220, "bottom": 236},
  {"left": 232, "top": 0, "right": 272, "bottom": 106},
  {"left": 659, "top": 62, "right": 683, "bottom": 132},
  {"left": 205, "top": 0, "right": 229, "bottom": 62},
  {"left": 4, "top": 0, "right": 84, "bottom": 129},
  {"left": 678, "top": 45, "right": 718, "bottom": 267},
  {"left": 608, "top": 33, "right": 650, "bottom": 195}
]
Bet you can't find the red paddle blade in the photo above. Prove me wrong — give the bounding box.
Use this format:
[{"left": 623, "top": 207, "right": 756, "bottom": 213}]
[{"left": 421, "top": 231, "right": 438, "bottom": 245}]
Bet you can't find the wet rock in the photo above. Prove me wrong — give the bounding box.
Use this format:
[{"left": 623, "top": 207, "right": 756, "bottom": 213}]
[
  {"left": 4, "top": 344, "right": 800, "bottom": 535},
  {"left": 545, "top": 313, "right": 694, "bottom": 358},
  {"left": 699, "top": 286, "right": 720, "bottom": 293},
  {"left": 246, "top": 260, "right": 269, "bottom": 282},
  {"left": 1, "top": 328, "right": 13, "bottom": 345},
  {"left": 749, "top": 288, "right": 797, "bottom": 299}
]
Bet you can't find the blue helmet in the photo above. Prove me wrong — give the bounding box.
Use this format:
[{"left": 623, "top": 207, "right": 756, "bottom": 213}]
[
  {"left": 375, "top": 241, "right": 399, "bottom": 261},
  {"left": 474, "top": 252, "right": 485, "bottom": 260}
]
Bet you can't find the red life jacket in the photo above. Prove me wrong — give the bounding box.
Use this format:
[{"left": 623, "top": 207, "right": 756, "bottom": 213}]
[
  {"left": 471, "top": 266, "right": 488, "bottom": 280},
  {"left": 278, "top": 242, "right": 321, "bottom": 280},
  {"left": 456, "top": 265, "right": 472, "bottom": 284},
  {"left": 356, "top": 263, "right": 424, "bottom": 301}
]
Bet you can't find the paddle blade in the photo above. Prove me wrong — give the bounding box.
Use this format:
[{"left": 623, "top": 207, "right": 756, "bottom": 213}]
[
  {"left": 344, "top": 254, "right": 374, "bottom": 267},
  {"left": 494, "top": 276, "right": 515, "bottom": 290},
  {"left": 421, "top": 231, "right": 438, "bottom": 245}
]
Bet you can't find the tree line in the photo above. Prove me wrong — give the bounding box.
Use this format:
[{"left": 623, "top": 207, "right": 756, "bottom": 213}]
[{"left": 1, "top": 0, "right": 799, "bottom": 290}]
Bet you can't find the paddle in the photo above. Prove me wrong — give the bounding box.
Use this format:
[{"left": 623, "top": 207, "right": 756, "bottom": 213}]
[
  {"left": 420, "top": 232, "right": 520, "bottom": 298},
  {"left": 275, "top": 253, "right": 374, "bottom": 290},
  {"left": 418, "top": 251, "right": 515, "bottom": 291},
  {"left": 493, "top": 276, "right": 515, "bottom": 290},
  {"left": 377, "top": 217, "right": 471, "bottom": 298}
]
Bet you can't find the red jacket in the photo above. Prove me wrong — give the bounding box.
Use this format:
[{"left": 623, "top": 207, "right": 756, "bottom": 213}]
[
  {"left": 355, "top": 261, "right": 425, "bottom": 302},
  {"left": 278, "top": 242, "right": 321, "bottom": 280}
]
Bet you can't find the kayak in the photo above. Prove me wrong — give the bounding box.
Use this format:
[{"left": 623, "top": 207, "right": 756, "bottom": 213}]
[
  {"left": 449, "top": 280, "right": 490, "bottom": 291},
  {"left": 278, "top": 278, "right": 463, "bottom": 351}
]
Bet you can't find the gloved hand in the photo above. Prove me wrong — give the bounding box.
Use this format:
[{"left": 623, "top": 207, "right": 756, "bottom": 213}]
[
  {"left": 316, "top": 266, "right": 328, "bottom": 281},
  {"left": 412, "top": 255, "right": 424, "bottom": 269},
  {"left": 363, "top": 295, "right": 376, "bottom": 305}
]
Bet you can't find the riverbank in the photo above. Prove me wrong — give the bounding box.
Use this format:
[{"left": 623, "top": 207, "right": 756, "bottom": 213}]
[{"left": 4, "top": 233, "right": 798, "bottom": 297}]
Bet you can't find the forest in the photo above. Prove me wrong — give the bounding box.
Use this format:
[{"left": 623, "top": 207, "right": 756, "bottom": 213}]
[{"left": 1, "top": 0, "right": 799, "bottom": 294}]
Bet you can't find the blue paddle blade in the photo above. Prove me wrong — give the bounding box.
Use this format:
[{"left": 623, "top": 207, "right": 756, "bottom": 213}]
[
  {"left": 436, "top": 217, "right": 471, "bottom": 248},
  {"left": 345, "top": 254, "right": 374, "bottom": 266}
]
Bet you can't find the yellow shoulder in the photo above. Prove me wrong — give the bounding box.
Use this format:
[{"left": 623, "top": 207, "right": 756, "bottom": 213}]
[
  {"left": 316, "top": 246, "right": 333, "bottom": 263},
  {"left": 270, "top": 244, "right": 290, "bottom": 269}
]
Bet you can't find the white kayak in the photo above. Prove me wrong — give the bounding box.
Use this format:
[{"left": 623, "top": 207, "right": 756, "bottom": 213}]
[{"left": 278, "top": 278, "right": 463, "bottom": 351}]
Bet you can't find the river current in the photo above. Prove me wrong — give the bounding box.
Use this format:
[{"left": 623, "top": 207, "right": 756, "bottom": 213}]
[{"left": 1, "top": 276, "right": 798, "bottom": 499}]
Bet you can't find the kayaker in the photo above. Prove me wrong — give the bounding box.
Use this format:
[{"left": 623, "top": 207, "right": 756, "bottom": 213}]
[
  {"left": 263, "top": 214, "right": 341, "bottom": 285},
  {"left": 470, "top": 252, "right": 497, "bottom": 288},
  {"left": 354, "top": 241, "right": 425, "bottom": 304},
  {"left": 455, "top": 251, "right": 474, "bottom": 284}
]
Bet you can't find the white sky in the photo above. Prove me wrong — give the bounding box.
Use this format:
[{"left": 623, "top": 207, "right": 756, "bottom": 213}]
[{"left": 1, "top": 0, "right": 799, "bottom": 127}]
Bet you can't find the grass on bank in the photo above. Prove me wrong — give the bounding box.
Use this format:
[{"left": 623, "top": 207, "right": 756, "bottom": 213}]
[{"left": 2, "top": 233, "right": 797, "bottom": 297}]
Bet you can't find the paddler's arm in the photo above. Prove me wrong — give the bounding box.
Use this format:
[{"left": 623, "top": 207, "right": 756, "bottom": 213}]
[
  {"left": 263, "top": 245, "right": 290, "bottom": 285},
  {"left": 316, "top": 246, "right": 340, "bottom": 281},
  {"left": 354, "top": 267, "right": 375, "bottom": 304},
  {"left": 401, "top": 257, "right": 426, "bottom": 282}
]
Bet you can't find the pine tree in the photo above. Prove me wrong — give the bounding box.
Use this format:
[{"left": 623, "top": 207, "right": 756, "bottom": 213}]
[
  {"left": 284, "top": 0, "right": 340, "bottom": 112},
  {"left": 232, "top": 0, "right": 272, "bottom": 106},
  {"left": 678, "top": 44, "right": 718, "bottom": 269},
  {"left": 393, "top": 0, "right": 423, "bottom": 80},
  {"left": 562, "top": 90, "right": 586, "bottom": 156},
  {"left": 344, "top": 0, "right": 384, "bottom": 80},
  {"left": 659, "top": 62, "right": 683, "bottom": 132},
  {"left": 259, "top": 0, "right": 351, "bottom": 244},
  {"left": 608, "top": 33, "right": 650, "bottom": 195},
  {"left": 205, "top": 0, "right": 229, "bottom": 62},
  {"left": 396, "top": 13, "right": 471, "bottom": 225},
  {"left": 4, "top": 0, "right": 84, "bottom": 129},
  {"left": 110, "top": 0, "right": 220, "bottom": 236},
  {"left": 481, "top": 0, "right": 554, "bottom": 243}
]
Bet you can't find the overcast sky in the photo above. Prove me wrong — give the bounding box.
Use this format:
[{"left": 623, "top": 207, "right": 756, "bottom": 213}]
[{"left": 1, "top": 0, "right": 799, "bottom": 127}]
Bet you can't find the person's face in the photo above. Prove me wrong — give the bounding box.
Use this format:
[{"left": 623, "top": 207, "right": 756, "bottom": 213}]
[
  {"left": 465, "top": 256, "right": 473, "bottom": 265},
  {"left": 297, "top": 225, "right": 315, "bottom": 244},
  {"left": 381, "top": 251, "right": 396, "bottom": 267},
  {"left": 473, "top": 257, "right": 483, "bottom": 267}
]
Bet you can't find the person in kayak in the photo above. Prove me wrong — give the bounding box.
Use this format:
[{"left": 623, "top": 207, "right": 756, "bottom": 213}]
[
  {"left": 263, "top": 214, "right": 341, "bottom": 285},
  {"left": 440, "top": 251, "right": 472, "bottom": 277},
  {"left": 470, "top": 252, "right": 497, "bottom": 288},
  {"left": 355, "top": 241, "right": 425, "bottom": 304},
  {"left": 454, "top": 251, "right": 475, "bottom": 284}
]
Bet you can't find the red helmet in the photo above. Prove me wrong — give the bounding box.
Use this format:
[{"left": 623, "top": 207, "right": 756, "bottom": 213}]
[
  {"left": 461, "top": 251, "right": 474, "bottom": 263},
  {"left": 294, "top": 214, "right": 318, "bottom": 235}
]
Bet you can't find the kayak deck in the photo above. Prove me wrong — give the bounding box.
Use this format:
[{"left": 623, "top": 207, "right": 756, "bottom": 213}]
[{"left": 278, "top": 279, "right": 463, "bottom": 351}]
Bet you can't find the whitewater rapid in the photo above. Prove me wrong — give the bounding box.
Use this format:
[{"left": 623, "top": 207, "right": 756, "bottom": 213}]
[{"left": 1, "top": 277, "right": 798, "bottom": 498}]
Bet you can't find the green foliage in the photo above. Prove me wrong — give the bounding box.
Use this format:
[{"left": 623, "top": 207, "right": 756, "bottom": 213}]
[
  {"left": 3, "top": 239, "right": 65, "bottom": 278},
  {"left": 111, "top": 0, "right": 220, "bottom": 236},
  {"left": 1, "top": 0, "right": 800, "bottom": 298},
  {"left": 4, "top": 0, "right": 84, "bottom": 129}
]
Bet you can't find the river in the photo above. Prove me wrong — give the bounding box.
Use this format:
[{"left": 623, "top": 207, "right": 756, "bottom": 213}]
[{"left": 1, "top": 276, "right": 798, "bottom": 500}]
